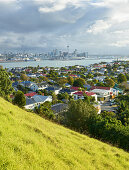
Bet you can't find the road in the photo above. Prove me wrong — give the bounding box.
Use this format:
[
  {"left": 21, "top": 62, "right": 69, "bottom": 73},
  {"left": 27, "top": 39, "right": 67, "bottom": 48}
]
[{"left": 101, "top": 101, "right": 117, "bottom": 112}]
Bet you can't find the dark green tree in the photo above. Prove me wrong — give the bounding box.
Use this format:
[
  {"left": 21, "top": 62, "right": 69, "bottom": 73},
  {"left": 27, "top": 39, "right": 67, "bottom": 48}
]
[
  {"left": 36, "top": 102, "right": 55, "bottom": 120},
  {"left": 118, "top": 73, "right": 127, "bottom": 83},
  {"left": 73, "top": 78, "right": 85, "bottom": 87},
  {"left": 65, "top": 100, "right": 97, "bottom": 131},
  {"left": 67, "top": 76, "right": 74, "bottom": 85},
  {"left": 105, "top": 78, "right": 115, "bottom": 87},
  {"left": 13, "top": 91, "right": 26, "bottom": 107},
  {"left": 0, "top": 69, "right": 13, "bottom": 97}
]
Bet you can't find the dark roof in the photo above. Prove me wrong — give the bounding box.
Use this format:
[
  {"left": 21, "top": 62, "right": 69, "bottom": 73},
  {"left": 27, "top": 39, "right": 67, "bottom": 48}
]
[
  {"left": 46, "top": 86, "right": 61, "bottom": 91},
  {"left": 60, "top": 88, "right": 75, "bottom": 94},
  {"left": 51, "top": 103, "right": 68, "bottom": 113},
  {"left": 26, "top": 98, "right": 36, "bottom": 105},
  {"left": 21, "top": 81, "right": 33, "bottom": 85}
]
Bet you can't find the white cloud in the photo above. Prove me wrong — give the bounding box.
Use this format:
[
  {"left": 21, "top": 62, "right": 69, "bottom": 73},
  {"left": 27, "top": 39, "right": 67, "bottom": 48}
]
[
  {"left": 111, "top": 40, "right": 129, "bottom": 47},
  {"left": 87, "top": 20, "right": 111, "bottom": 34},
  {"left": 35, "top": 0, "right": 88, "bottom": 13}
]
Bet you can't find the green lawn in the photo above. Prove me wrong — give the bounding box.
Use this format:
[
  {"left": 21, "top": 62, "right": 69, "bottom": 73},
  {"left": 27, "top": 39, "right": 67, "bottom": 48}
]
[{"left": 0, "top": 97, "right": 129, "bottom": 170}]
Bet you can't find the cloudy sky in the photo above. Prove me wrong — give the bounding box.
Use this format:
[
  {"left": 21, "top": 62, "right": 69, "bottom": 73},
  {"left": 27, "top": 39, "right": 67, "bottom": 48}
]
[{"left": 0, "top": 0, "right": 129, "bottom": 54}]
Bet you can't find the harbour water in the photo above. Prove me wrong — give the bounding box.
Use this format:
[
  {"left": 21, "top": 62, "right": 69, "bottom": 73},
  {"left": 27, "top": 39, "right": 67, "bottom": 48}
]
[{"left": 0, "top": 58, "right": 114, "bottom": 68}]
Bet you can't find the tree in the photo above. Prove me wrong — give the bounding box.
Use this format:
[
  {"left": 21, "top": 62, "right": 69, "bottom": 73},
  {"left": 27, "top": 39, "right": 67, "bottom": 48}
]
[
  {"left": 105, "top": 78, "right": 115, "bottom": 87},
  {"left": 52, "top": 92, "right": 57, "bottom": 104},
  {"left": 0, "top": 69, "right": 13, "bottom": 97},
  {"left": 13, "top": 91, "right": 26, "bottom": 107},
  {"left": 36, "top": 102, "right": 55, "bottom": 120},
  {"left": 65, "top": 100, "right": 97, "bottom": 131},
  {"left": 67, "top": 76, "right": 74, "bottom": 85},
  {"left": 118, "top": 73, "right": 127, "bottom": 83},
  {"left": 57, "top": 92, "right": 69, "bottom": 102},
  {"left": 101, "top": 111, "right": 116, "bottom": 118},
  {"left": 20, "top": 74, "right": 28, "bottom": 81},
  {"left": 86, "top": 73, "right": 93, "bottom": 79},
  {"left": 73, "top": 78, "right": 85, "bottom": 87},
  {"left": 57, "top": 78, "right": 67, "bottom": 86},
  {"left": 0, "top": 65, "right": 3, "bottom": 70}
]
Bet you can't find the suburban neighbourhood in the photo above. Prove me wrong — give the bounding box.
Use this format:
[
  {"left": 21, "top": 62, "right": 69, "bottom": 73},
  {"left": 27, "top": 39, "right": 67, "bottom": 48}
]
[{"left": 6, "top": 60, "right": 129, "bottom": 116}]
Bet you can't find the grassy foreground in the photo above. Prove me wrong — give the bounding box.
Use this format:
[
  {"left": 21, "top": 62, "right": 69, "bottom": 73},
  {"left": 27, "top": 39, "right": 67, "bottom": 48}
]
[{"left": 0, "top": 97, "right": 129, "bottom": 170}]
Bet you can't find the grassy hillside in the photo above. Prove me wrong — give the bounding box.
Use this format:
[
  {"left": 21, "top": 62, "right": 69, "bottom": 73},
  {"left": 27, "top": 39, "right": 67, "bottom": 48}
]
[{"left": 0, "top": 97, "right": 129, "bottom": 170}]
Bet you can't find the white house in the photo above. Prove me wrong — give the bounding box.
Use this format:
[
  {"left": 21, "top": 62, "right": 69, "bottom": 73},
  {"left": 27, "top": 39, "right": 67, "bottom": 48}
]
[
  {"left": 90, "top": 86, "right": 115, "bottom": 101},
  {"left": 90, "top": 89, "right": 111, "bottom": 100},
  {"left": 24, "top": 95, "right": 52, "bottom": 110}
]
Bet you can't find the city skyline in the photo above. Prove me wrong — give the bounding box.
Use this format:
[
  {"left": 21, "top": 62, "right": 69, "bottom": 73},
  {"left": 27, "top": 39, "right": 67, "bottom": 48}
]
[{"left": 0, "top": 0, "right": 129, "bottom": 54}]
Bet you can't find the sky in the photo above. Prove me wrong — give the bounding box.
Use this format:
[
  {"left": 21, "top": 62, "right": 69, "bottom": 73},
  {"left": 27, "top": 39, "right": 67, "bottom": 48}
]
[{"left": 0, "top": 0, "right": 129, "bottom": 54}]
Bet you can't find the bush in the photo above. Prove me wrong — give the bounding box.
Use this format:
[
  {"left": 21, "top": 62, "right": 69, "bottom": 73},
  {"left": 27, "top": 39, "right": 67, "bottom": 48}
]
[{"left": 13, "top": 91, "right": 26, "bottom": 107}]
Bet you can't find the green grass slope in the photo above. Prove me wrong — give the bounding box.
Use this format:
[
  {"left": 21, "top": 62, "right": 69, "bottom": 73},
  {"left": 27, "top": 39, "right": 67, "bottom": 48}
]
[{"left": 0, "top": 97, "right": 129, "bottom": 170}]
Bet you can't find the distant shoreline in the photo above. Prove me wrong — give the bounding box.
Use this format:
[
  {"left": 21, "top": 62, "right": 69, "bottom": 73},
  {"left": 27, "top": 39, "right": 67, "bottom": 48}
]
[{"left": 0, "top": 57, "right": 118, "bottom": 64}]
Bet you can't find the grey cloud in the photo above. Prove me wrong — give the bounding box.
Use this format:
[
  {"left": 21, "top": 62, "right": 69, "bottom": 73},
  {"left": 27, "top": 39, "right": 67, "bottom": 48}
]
[{"left": 0, "top": 0, "right": 129, "bottom": 54}]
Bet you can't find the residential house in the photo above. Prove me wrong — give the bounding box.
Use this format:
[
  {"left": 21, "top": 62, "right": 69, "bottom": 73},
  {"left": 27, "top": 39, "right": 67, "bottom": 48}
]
[
  {"left": 90, "top": 86, "right": 113, "bottom": 101},
  {"left": 20, "top": 81, "right": 38, "bottom": 91},
  {"left": 60, "top": 88, "right": 77, "bottom": 95},
  {"left": 93, "top": 76, "right": 106, "bottom": 82},
  {"left": 38, "top": 82, "right": 48, "bottom": 90},
  {"left": 24, "top": 95, "right": 52, "bottom": 110},
  {"left": 46, "top": 86, "right": 62, "bottom": 95},
  {"left": 27, "top": 73, "right": 36, "bottom": 78},
  {"left": 24, "top": 92, "right": 37, "bottom": 98},
  {"left": 73, "top": 91, "right": 97, "bottom": 102}
]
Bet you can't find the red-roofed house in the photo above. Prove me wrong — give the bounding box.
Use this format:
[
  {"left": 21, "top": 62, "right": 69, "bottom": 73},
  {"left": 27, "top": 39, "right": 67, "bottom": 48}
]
[
  {"left": 71, "top": 87, "right": 81, "bottom": 91},
  {"left": 24, "top": 92, "right": 37, "bottom": 98},
  {"left": 69, "top": 74, "right": 78, "bottom": 78},
  {"left": 91, "top": 86, "right": 111, "bottom": 90},
  {"left": 73, "top": 91, "right": 97, "bottom": 102}
]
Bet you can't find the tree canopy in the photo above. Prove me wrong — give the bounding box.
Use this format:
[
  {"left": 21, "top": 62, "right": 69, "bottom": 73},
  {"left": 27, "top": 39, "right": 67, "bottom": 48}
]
[
  {"left": 118, "top": 74, "right": 127, "bottom": 83},
  {"left": 0, "top": 69, "right": 13, "bottom": 97},
  {"left": 73, "top": 78, "right": 85, "bottom": 87},
  {"left": 13, "top": 90, "right": 26, "bottom": 107}
]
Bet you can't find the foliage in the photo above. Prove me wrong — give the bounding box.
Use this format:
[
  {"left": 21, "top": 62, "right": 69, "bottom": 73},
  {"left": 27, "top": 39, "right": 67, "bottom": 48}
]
[
  {"left": 64, "top": 100, "right": 97, "bottom": 131},
  {"left": 57, "top": 92, "right": 69, "bottom": 101},
  {"left": 47, "top": 70, "right": 58, "bottom": 80},
  {"left": 96, "top": 82, "right": 105, "bottom": 87},
  {"left": 115, "top": 95, "right": 129, "bottom": 126},
  {"left": 57, "top": 78, "right": 67, "bottom": 86},
  {"left": 118, "top": 73, "right": 127, "bottom": 83},
  {"left": 13, "top": 90, "right": 26, "bottom": 107},
  {"left": 87, "top": 115, "right": 129, "bottom": 151},
  {"left": 73, "top": 78, "right": 85, "bottom": 87},
  {"left": 35, "top": 101, "right": 55, "bottom": 120},
  {"left": 67, "top": 76, "right": 74, "bottom": 85},
  {"left": 0, "top": 69, "right": 13, "bottom": 97},
  {"left": 101, "top": 111, "right": 116, "bottom": 118},
  {"left": 64, "top": 99, "right": 129, "bottom": 151},
  {"left": 105, "top": 78, "right": 115, "bottom": 87},
  {"left": 20, "top": 73, "right": 28, "bottom": 81},
  {"left": 86, "top": 73, "right": 93, "bottom": 79},
  {"left": 52, "top": 92, "right": 57, "bottom": 104},
  {"left": 17, "top": 85, "right": 29, "bottom": 94}
]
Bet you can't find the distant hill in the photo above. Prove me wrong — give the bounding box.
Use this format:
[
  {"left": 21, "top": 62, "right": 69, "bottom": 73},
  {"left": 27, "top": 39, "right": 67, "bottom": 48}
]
[{"left": 0, "top": 97, "right": 129, "bottom": 170}]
